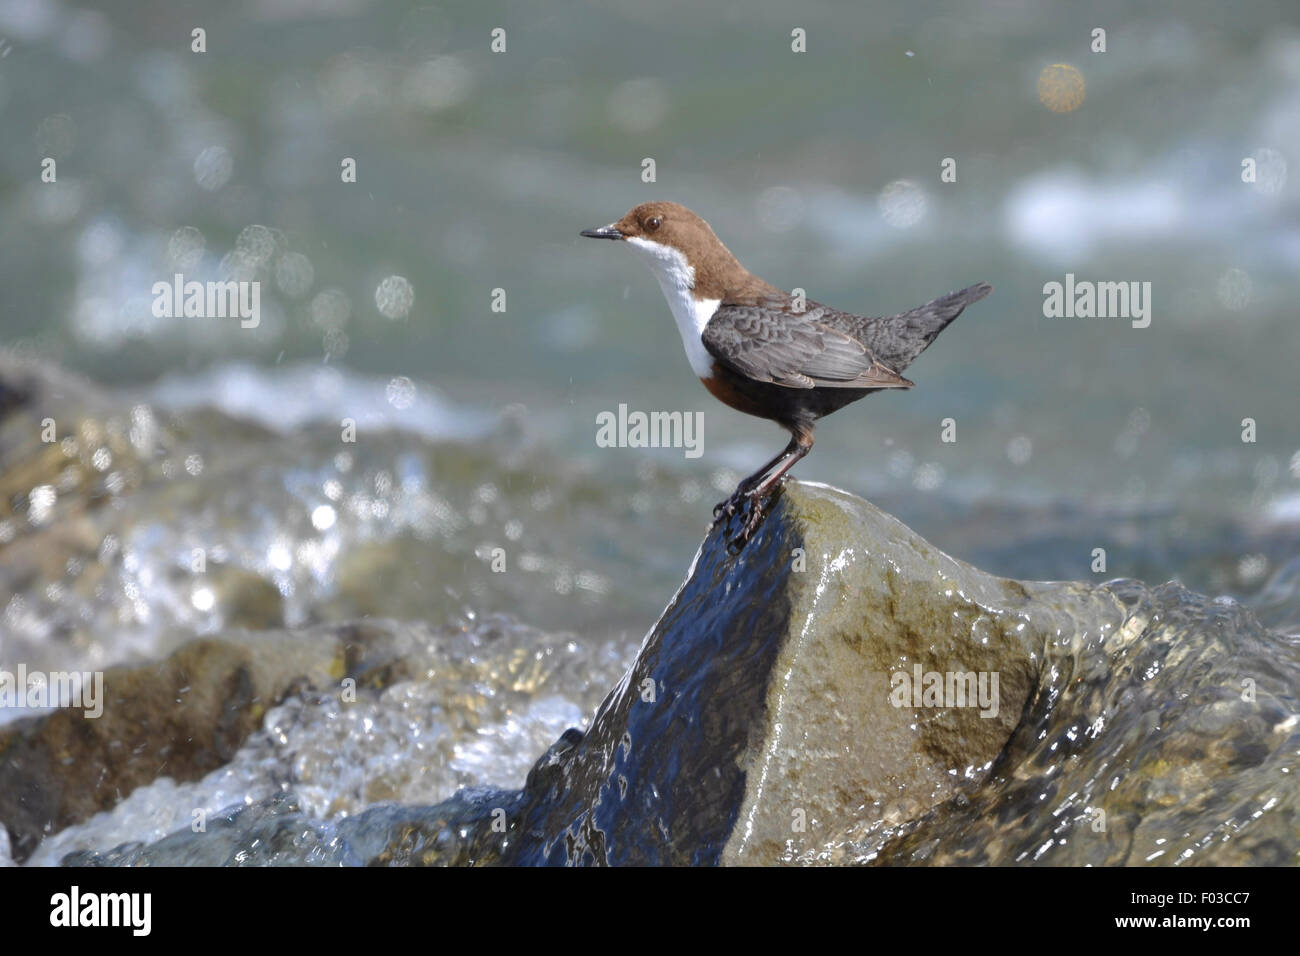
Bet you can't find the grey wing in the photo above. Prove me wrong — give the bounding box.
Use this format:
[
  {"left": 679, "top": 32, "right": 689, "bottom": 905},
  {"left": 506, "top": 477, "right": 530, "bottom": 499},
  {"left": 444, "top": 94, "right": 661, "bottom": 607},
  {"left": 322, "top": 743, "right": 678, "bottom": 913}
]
[
  {"left": 822, "top": 282, "right": 992, "bottom": 374},
  {"left": 701, "top": 303, "right": 913, "bottom": 390}
]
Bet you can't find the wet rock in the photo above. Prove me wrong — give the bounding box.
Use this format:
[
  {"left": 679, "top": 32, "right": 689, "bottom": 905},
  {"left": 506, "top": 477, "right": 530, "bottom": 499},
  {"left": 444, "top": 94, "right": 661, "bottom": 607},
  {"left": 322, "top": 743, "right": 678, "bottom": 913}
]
[
  {"left": 16, "top": 614, "right": 608, "bottom": 866},
  {"left": 867, "top": 580, "right": 1300, "bottom": 866},
  {"left": 61, "top": 786, "right": 527, "bottom": 867},
  {"left": 0, "top": 622, "right": 419, "bottom": 862},
  {"left": 358, "top": 481, "right": 1299, "bottom": 866},
  {"left": 451, "top": 482, "right": 1091, "bottom": 864},
  {"left": 24, "top": 480, "right": 1300, "bottom": 866},
  {"left": 0, "top": 354, "right": 164, "bottom": 531},
  {"left": 58, "top": 792, "right": 347, "bottom": 867}
]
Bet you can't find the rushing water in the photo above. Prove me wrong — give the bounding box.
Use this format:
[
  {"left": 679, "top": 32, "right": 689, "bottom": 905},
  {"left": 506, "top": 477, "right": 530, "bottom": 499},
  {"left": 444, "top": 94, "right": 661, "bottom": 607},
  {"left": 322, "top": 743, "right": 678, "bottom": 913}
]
[{"left": 0, "top": 0, "right": 1298, "bottom": 863}]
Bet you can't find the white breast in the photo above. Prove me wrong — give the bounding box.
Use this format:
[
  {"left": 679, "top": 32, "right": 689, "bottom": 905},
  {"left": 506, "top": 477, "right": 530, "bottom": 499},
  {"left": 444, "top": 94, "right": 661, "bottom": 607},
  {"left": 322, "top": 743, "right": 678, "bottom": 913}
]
[{"left": 625, "top": 236, "right": 721, "bottom": 379}]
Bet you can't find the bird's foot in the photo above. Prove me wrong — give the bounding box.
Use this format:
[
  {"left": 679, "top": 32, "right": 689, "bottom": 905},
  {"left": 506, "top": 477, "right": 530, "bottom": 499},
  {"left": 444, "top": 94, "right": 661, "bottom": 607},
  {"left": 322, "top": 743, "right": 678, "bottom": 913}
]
[
  {"left": 711, "top": 486, "right": 750, "bottom": 525},
  {"left": 721, "top": 487, "right": 777, "bottom": 554}
]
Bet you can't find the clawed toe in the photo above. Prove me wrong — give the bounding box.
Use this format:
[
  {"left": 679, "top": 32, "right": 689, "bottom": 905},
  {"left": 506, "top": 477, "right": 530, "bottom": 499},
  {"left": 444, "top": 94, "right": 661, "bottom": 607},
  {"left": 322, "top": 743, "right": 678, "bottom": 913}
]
[
  {"left": 716, "top": 487, "right": 777, "bottom": 552},
  {"left": 726, "top": 496, "right": 765, "bottom": 551},
  {"left": 712, "top": 490, "right": 746, "bottom": 524}
]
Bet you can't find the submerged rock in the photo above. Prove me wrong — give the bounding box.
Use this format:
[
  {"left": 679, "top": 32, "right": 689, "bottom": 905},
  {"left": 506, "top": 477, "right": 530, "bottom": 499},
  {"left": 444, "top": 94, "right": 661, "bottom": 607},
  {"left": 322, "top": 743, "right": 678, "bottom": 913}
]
[{"left": 33, "top": 480, "right": 1299, "bottom": 866}]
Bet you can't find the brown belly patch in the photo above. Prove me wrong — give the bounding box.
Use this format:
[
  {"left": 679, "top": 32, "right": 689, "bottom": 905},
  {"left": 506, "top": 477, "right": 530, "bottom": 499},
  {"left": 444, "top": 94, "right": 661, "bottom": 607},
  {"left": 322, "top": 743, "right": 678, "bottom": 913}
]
[
  {"left": 700, "top": 360, "right": 874, "bottom": 426},
  {"left": 700, "top": 363, "right": 774, "bottom": 419}
]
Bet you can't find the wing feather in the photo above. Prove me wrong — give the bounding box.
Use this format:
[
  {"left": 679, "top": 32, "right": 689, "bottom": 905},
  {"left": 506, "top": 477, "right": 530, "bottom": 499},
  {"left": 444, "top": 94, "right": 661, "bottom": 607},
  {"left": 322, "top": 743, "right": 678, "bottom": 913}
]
[{"left": 701, "top": 302, "right": 913, "bottom": 390}]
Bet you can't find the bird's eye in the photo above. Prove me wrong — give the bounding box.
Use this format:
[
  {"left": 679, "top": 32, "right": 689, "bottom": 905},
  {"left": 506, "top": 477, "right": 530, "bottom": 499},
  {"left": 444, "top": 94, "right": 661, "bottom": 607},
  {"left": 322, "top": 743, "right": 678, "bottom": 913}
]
[{"left": 646, "top": 217, "right": 661, "bottom": 232}]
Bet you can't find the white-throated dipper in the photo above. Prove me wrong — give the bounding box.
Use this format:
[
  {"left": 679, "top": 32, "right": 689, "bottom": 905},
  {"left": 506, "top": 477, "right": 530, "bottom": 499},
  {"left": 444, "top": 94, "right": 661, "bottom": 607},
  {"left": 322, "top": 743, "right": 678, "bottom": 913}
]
[{"left": 581, "top": 200, "right": 992, "bottom": 548}]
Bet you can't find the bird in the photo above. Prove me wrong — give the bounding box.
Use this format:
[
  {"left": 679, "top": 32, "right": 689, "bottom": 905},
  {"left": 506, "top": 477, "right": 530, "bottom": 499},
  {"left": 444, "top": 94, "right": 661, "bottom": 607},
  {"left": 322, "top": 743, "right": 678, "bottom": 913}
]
[{"left": 581, "top": 200, "right": 992, "bottom": 549}]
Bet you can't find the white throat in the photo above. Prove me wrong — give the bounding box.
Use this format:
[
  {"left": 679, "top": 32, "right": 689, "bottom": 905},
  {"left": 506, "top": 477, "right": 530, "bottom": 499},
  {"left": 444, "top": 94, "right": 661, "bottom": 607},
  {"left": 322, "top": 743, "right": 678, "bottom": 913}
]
[{"left": 625, "top": 236, "right": 720, "bottom": 379}]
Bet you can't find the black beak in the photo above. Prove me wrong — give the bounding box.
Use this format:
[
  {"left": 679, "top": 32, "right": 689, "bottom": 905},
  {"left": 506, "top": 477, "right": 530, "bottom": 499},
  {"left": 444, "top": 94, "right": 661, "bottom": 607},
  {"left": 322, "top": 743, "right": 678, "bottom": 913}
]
[{"left": 580, "top": 224, "right": 623, "bottom": 240}]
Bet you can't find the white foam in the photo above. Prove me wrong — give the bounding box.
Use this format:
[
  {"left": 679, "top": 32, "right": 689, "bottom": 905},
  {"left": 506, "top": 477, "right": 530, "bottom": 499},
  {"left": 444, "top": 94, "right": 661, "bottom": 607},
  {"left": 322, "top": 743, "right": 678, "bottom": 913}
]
[{"left": 151, "top": 361, "right": 492, "bottom": 441}]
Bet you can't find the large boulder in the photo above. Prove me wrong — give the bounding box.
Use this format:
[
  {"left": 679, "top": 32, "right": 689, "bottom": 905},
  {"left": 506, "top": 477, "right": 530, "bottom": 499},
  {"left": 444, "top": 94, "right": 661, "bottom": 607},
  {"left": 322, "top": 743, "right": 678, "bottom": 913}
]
[{"left": 433, "top": 481, "right": 1299, "bottom": 865}]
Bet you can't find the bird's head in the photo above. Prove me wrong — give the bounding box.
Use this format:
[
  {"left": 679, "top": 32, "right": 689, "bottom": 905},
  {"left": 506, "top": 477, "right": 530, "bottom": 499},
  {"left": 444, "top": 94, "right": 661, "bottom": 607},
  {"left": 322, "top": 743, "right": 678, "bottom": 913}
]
[{"left": 581, "top": 201, "right": 745, "bottom": 298}]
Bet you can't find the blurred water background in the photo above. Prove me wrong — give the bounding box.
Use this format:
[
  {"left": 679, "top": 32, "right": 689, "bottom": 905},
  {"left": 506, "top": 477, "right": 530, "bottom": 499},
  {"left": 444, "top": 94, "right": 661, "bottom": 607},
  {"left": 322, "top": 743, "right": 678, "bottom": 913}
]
[{"left": 1, "top": 0, "right": 1299, "bottom": 862}]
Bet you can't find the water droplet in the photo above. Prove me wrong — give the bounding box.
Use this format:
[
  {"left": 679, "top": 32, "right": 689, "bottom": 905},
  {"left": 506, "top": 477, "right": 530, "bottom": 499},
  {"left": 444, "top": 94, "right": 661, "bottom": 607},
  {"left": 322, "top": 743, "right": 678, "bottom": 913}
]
[
  {"left": 311, "top": 288, "right": 352, "bottom": 330},
  {"left": 311, "top": 505, "right": 337, "bottom": 531},
  {"left": 888, "top": 450, "right": 914, "bottom": 478},
  {"left": 275, "top": 252, "right": 314, "bottom": 298},
  {"left": 235, "top": 224, "right": 276, "bottom": 267},
  {"left": 167, "top": 226, "right": 206, "bottom": 269},
  {"left": 1238, "top": 554, "right": 1268, "bottom": 583},
  {"left": 1250, "top": 147, "right": 1287, "bottom": 196},
  {"left": 28, "top": 485, "right": 57, "bottom": 525},
  {"left": 194, "top": 146, "right": 233, "bottom": 191},
  {"left": 323, "top": 328, "right": 350, "bottom": 358},
  {"left": 1037, "top": 63, "right": 1086, "bottom": 113},
  {"left": 375, "top": 276, "right": 414, "bottom": 319},
  {"left": 268, "top": 543, "right": 293, "bottom": 572},
  {"left": 912, "top": 462, "right": 944, "bottom": 490},
  {"left": 403, "top": 55, "right": 473, "bottom": 112},
  {"left": 879, "top": 179, "right": 927, "bottom": 228},
  {"left": 386, "top": 376, "right": 416, "bottom": 409}
]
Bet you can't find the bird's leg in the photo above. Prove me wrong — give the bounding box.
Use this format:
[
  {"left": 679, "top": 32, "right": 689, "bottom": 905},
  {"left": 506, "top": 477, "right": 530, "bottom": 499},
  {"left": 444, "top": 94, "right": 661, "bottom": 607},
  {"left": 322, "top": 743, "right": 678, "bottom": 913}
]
[
  {"left": 712, "top": 436, "right": 799, "bottom": 523},
  {"left": 729, "top": 427, "right": 814, "bottom": 550}
]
